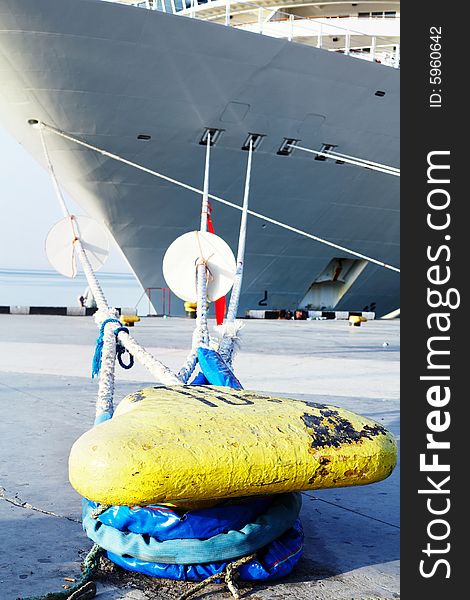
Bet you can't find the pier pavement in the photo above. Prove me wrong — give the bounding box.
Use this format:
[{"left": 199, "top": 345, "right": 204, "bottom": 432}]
[{"left": 0, "top": 315, "right": 399, "bottom": 599}]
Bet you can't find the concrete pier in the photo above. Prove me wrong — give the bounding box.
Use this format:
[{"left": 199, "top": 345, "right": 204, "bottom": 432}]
[{"left": 0, "top": 315, "right": 399, "bottom": 599}]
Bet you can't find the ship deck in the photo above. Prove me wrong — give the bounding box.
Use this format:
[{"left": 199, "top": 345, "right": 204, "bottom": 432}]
[{"left": 0, "top": 315, "right": 399, "bottom": 599}]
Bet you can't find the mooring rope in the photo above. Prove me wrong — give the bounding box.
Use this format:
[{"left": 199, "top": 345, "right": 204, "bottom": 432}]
[
  {"left": 196, "top": 134, "right": 212, "bottom": 349},
  {"left": 177, "top": 553, "right": 257, "bottom": 600},
  {"left": 291, "top": 144, "right": 400, "bottom": 176},
  {"left": 226, "top": 139, "right": 252, "bottom": 323},
  {"left": 38, "top": 122, "right": 400, "bottom": 273},
  {"left": 91, "top": 317, "right": 122, "bottom": 379},
  {"left": 178, "top": 134, "right": 213, "bottom": 382},
  {"left": 18, "top": 544, "right": 102, "bottom": 600},
  {"left": 218, "top": 139, "right": 253, "bottom": 366},
  {"left": 39, "top": 126, "right": 74, "bottom": 229},
  {"left": 39, "top": 125, "right": 182, "bottom": 396},
  {"left": 113, "top": 326, "right": 135, "bottom": 370},
  {"left": 318, "top": 148, "right": 400, "bottom": 173},
  {"left": 30, "top": 123, "right": 399, "bottom": 600}
]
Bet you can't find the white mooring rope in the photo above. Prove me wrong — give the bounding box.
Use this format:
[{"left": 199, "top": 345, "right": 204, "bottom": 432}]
[
  {"left": 38, "top": 122, "right": 400, "bottom": 273},
  {"left": 218, "top": 139, "right": 253, "bottom": 367},
  {"left": 291, "top": 144, "right": 400, "bottom": 176},
  {"left": 319, "top": 148, "right": 400, "bottom": 173},
  {"left": 178, "top": 133, "right": 212, "bottom": 382},
  {"left": 226, "top": 139, "right": 252, "bottom": 323},
  {"left": 196, "top": 131, "right": 211, "bottom": 348},
  {"left": 39, "top": 125, "right": 182, "bottom": 405}
]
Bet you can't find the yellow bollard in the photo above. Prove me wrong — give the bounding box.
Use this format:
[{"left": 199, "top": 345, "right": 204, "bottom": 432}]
[
  {"left": 349, "top": 315, "right": 367, "bottom": 327},
  {"left": 184, "top": 301, "right": 197, "bottom": 319},
  {"left": 69, "top": 385, "right": 398, "bottom": 507},
  {"left": 120, "top": 314, "right": 140, "bottom": 327}
]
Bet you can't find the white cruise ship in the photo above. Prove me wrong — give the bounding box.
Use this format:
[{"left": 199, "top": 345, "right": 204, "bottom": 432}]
[{"left": 0, "top": 0, "right": 399, "bottom": 316}]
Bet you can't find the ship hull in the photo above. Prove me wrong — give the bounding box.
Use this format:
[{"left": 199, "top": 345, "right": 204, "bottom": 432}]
[{"left": 0, "top": 0, "right": 399, "bottom": 316}]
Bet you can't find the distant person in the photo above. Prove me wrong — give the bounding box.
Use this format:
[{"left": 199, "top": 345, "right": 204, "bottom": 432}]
[{"left": 82, "top": 287, "right": 97, "bottom": 309}]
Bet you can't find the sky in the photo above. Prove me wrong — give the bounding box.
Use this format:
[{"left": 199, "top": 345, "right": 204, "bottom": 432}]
[{"left": 0, "top": 127, "right": 131, "bottom": 273}]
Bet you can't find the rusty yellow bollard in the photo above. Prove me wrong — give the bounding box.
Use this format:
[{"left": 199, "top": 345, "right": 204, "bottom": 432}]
[
  {"left": 349, "top": 315, "right": 367, "bottom": 327},
  {"left": 120, "top": 314, "right": 140, "bottom": 327},
  {"left": 184, "top": 301, "right": 197, "bottom": 319}
]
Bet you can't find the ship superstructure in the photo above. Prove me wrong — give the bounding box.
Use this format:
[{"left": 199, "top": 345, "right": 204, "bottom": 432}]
[{"left": 112, "top": 0, "right": 400, "bottom": 66}]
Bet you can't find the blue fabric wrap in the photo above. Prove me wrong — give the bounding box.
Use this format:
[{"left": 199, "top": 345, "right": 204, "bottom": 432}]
[
  {"left": 84, "top": 496, "right": 274, "bottom": 541},
  {"left": 94, "top": 412, "right": 113, "bottom": 426},
  {"left": 82, "top": 493, "right": 301, "bottom": 564},
  {"left": 106, "top": 519, "right": 303, "bottom": 582},
  {"left": 197, "top": 347, "right": 243, "bottom": 389},
  {"left": 190, "top": 371, "right": 209, "bottom": 385}
]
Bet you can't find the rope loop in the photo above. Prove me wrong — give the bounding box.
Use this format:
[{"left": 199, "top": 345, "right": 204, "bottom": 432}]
[
  {"left": 113, "top": 326, "right": 135, "bottom": 370},
  {"left": 113, "top": 326, "right": 129, "bottom": 336},
  {"left": 117, "top": 350, "right": 134, "bottom": 370}
]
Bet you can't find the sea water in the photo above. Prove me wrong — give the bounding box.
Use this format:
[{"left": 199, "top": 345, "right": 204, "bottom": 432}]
[{"left": 0, "top": 268, "right": 150, "bottom": 311}]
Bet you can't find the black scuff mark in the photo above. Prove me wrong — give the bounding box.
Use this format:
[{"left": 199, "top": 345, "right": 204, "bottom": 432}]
[
  {"left": 242, "top": 392, "right": 275, "bottom": 400},
  {"left": 303, "top": 400, "right": 329, "bottom": 409},
  {"left": 308, "top": 457, "right": 332, "bottom": 483},
  {"left": 129, "top": 390, "right": 146, "bottom": 403},
  {"left": 301, "top": 409, "right": 388, "bottom": 449},
  {"left": 308, "top": 466, "right": 331, "bottom": 484},
  {"left": 255, "top": 478, "right": 289, "bottom": 487}
]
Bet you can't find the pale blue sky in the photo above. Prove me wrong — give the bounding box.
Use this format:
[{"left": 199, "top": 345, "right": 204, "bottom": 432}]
[{"left": 0, "top": 127, "right": 130, "bottom": 273}]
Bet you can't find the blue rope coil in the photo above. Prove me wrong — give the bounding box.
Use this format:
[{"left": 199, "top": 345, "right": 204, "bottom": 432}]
[
  {"left": 91, "top": 319, "right": 135, "bottom": 378},
  {"left": 91, "top": 318, "right": 122, "bottom": 379}
]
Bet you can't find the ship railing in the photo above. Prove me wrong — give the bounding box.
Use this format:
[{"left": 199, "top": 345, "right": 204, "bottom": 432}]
[
  {"left": 135, "top": 286, "right": 172, "bottom": 316},
  {"left": 117, "top": 0, "right": 400, "bottom": 68}
]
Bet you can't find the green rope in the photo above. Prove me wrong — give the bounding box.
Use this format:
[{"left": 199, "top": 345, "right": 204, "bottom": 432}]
[{"left": 18, "top": 544, "right": 103, "bottom": 600}]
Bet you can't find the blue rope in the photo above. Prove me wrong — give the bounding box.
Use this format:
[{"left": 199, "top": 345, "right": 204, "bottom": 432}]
[
  {"left": 91, "top": 318, "right": 122, "bottom": 379},
  {"left": 114, "top": 326, "right": 134, "bottom": 370}
]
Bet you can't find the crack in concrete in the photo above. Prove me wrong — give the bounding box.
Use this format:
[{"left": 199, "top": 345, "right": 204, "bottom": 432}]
[
  {"left": 0, "top": 379, "right": 45, "bottom": 401},
  {"left": 0, "top": 486, "right": 81, "bottom": 523},
  {"left": 303, "top": 493, "right": 400, "bottom": 530}
]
